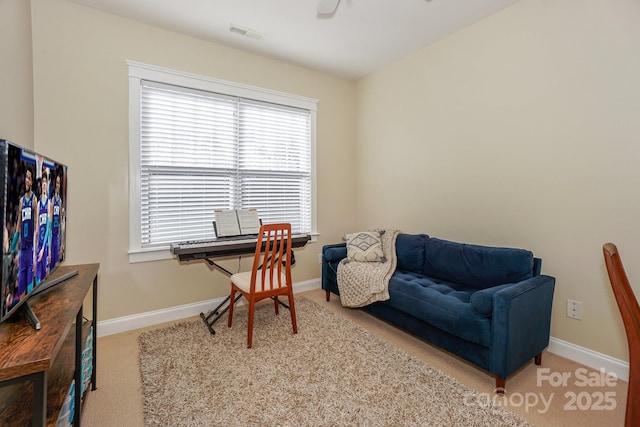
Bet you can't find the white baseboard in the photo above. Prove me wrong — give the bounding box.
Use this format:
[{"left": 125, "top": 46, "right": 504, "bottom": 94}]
[
  {"left": 547, "top": 336, "right": 629, "bottom": 381},
  {"left": 96, "top": 278, "right": 629, "bottom": 382},
  {"left": 96, "top": 278, "right": 321, "bottom": 337}
]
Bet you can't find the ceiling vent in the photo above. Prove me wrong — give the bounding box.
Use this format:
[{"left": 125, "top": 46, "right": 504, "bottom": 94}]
[{"left": 229, "top": 24, "right": 263, "bottom": 40}]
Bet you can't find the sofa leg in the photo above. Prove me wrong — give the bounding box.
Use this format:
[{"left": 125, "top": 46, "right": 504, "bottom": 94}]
[
  {"left": 495, "top": 376, "right": 506, "bottom": 394},
  {"left": 326, "top": 290, "right": 330, "bottom": 301},
  {"left": 535, "top": 352, "right": 542, "bottom": 365}
]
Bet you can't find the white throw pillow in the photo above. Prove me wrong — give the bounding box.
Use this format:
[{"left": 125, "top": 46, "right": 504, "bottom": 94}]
[{"left": 344, "top": 231, "right": 385, "bottom": 262}]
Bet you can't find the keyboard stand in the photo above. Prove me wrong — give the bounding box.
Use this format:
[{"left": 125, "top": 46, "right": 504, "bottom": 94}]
[
  {"left": 203, "top": 257, "right": 234, "bottom": 276},
  {"left": 199, "top": 293, "right": 242, "bottom": 335},
  {"left": 197, "top": 257, "right": 236, "bottom": 334}
]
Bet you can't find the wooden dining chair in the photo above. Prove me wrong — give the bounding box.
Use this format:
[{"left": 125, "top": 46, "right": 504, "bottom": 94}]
[
  {"left": 227, "top": 223, "right": 298, "bottom": 348},
  {"left": 602, "top": 243, "right": 640, "bottom": 427}
]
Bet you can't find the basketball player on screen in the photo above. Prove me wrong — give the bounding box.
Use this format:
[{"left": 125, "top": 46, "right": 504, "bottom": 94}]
[
  {"left": 16, "top": 167, "right": 36, "bottom": 298},
  {"left": 35, "top": 170, "right": 52, "bottom": 284},
  {"left": 50, "top": 173, "right": 63, "bottom": 270}
]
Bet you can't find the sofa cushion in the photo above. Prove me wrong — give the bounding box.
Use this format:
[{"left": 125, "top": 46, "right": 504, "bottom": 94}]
[
  {"left": 344, "top": 231, "right": 385, "bottom": 262},
  {"left": 469, "top": 284, "right": 513, "bottom": 316},
  {"left": 423, "top": 238, "right": 534, "bottom": 290},
  {"left": 386, "top": 270, "right": 491, "bottom": 347},
  {"left": 395, "top": 233, "right": 429, "bottom": 273}
]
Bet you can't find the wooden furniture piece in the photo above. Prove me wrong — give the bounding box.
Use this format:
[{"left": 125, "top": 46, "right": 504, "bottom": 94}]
[
  {"left": 170, "top": 233, "right": 310, "bottom": 334},
  {"left": 602, "top": 243, "right": 640, "bottom": 427},
  {"left": 227, "top": 224, "right": 297, "bottom": 348},
  {"left": 170, "top": 233, "right": 311, "bottom": 263},
  {"left": 0, "top": 263, "right": 99, "bottom": 426}
]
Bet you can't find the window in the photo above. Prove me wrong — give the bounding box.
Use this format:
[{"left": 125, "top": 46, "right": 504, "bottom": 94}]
[{"left": 128, "top": 61, "right": 317, "bottom": 262}]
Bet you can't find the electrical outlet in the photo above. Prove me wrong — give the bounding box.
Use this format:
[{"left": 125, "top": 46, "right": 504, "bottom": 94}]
[
  {"left": 318, "top": 253, "right": 323, "bottom": 264},
  {"left": 567, "top": 299, "right": 582, "bottom": 320}
]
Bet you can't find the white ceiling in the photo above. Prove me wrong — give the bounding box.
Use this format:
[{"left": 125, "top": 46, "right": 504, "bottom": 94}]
[{"left": 68, "top": 0, "right": 522, "bottom": 81}]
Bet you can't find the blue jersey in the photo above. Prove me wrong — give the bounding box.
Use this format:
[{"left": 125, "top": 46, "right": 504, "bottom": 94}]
[
  {"left": 38, "top": 197, "right": 49, "bottom": 246},
  {"left": 52, "top": 195, "right": 61, "bottom": 238},
  {"left": 20, "top": 193, "right": 35, "bottom": 249}
]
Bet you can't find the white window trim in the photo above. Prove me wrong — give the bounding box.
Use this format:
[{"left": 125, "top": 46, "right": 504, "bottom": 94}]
[{"left": 127, "top": 60, "right": 318, "bottom": 263}]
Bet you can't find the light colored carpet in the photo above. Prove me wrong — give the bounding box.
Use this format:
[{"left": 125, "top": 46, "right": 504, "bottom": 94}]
[
  {"left": 139, "top": 297, "right": 531, "bottom": 426},
  {"left": 81, "top": 289, "right": 626, "bottom": 426}
]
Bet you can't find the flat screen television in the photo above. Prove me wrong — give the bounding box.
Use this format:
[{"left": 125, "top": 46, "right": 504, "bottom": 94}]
[{"left": 0, "top": 139, "right": 71, "bottom": 329}]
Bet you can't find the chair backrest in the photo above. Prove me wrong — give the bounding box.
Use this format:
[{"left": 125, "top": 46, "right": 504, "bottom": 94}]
[
  {"left": 602, "top": 243, "right": 640, "bottom": 426},
  {"left": 250, "top": 223, "right": 293, "bottom": 293}
]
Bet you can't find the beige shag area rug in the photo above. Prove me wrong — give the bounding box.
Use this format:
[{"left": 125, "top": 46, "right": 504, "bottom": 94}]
[{"left": 139, "top": 298, "right": 532, "bottom": 426}]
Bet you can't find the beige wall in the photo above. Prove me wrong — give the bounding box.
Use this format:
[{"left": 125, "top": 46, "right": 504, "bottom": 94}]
[
  {"left": 0, "top": 0, "right": 34, "bottom": 147},
  {"left": 29, "top": 0, "right": 357, "bottom": 320},
  {"left": 355, "top": 0, "right": 640, "bottom": 361},
  {"left": 20, "top": 0, "right": 639, "bottom": 364}
]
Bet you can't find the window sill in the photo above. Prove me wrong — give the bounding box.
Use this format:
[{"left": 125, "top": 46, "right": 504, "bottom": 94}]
[{"left": 129, "top": 246, "right": 173, "bottom": 264}]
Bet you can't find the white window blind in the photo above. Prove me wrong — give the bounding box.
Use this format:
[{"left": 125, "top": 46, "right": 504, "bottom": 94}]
[{"left": 140, "top": 81, "right": 312, "bottom": 247}]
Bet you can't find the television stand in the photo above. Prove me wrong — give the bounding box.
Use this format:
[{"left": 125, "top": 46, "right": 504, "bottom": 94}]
[
  {"left": 19, "top": 301, "right": 41, "bottom": 330},
  {"left": 0, "top": 263, "right": 99, "bottom": 426}
]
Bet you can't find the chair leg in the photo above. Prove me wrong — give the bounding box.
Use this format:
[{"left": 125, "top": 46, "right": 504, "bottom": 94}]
[
  {"left": 326, "top": 290, "right": 330, "bottom": 301},
  {"left": 247, "top": 299, "right": 255, "bottom": 348},
  {"left": 288, "top": 291, "right": 298, "bottom": 334},
  {"left": 274, "top": 296, "right": 279, "bottom": 315},
  {"left": 535, "top": 352, "right": 542, "bottom": 365},
  {"left": 495, "top": 376, "right": 506, "bottom": 394},
  {"left": 227, "top": 287, "right": 236, "bottom": 327}
]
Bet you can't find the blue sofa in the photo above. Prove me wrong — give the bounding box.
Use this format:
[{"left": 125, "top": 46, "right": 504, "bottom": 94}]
[{"left": 322, "top": 233, "right": 556, "bottom": 391}]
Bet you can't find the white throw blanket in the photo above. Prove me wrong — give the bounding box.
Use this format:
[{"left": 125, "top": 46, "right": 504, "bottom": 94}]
[{"left": 337, "top": 229, "right": 400, "bottom": 308}]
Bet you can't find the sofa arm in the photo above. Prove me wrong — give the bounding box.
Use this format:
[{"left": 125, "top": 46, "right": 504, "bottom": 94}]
[
  {"left": 489, "top": 274, "right": 556, "bottom": 380},
  {"left": 322, "top": 243, "right": 347, "bottom": 296},
  {"left": 323, "top": 243, "right": 347, "bottom": 262}
]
